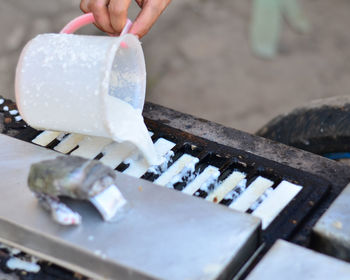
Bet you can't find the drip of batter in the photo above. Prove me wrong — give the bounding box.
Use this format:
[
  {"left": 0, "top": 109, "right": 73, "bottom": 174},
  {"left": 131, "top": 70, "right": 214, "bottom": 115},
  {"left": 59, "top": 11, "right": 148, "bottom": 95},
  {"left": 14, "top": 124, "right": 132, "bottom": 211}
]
[{"left": 104, "top": 95, "right": 162, "bottom": 167}]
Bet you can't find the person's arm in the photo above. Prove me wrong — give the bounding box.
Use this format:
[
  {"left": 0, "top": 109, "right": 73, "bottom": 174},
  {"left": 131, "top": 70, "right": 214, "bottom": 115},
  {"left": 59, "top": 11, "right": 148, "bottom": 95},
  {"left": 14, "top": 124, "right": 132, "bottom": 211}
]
[{"left": 80, "top": 0, "right": 171, "bottom": 38}]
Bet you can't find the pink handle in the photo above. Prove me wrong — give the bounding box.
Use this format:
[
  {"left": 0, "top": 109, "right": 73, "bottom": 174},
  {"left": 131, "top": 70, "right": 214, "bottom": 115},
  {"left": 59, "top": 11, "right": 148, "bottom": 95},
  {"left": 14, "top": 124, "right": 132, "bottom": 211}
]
[{"left": 60, "top": 12, "right": 132, "bottom": 35}]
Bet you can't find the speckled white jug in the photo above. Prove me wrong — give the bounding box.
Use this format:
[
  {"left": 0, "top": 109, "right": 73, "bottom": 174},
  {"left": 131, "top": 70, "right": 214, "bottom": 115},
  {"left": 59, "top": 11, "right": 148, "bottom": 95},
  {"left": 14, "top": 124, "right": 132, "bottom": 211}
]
[{"left": 15, "top": 31, "right": 146, "bottom": 138}]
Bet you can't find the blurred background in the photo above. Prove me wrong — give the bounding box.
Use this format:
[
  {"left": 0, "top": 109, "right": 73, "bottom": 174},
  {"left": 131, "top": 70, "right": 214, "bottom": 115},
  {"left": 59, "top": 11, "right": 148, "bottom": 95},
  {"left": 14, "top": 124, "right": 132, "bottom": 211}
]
[{"left": 1, "top": 0, "right": 350, "bottom": 133}]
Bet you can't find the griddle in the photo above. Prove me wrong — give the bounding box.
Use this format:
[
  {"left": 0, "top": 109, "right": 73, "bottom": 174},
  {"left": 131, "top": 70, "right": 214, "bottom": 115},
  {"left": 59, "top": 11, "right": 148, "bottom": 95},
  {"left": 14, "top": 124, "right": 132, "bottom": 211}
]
[{"left": 1, "top": 97, "right": 350, "bottom": 279}]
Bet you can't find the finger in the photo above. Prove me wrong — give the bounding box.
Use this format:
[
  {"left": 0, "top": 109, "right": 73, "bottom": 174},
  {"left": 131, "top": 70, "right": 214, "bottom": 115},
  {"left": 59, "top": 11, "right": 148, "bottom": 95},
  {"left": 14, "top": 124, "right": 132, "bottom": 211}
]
[
  {"left": 88, "top": 0, "right": 116, "bottom": 34},
  {"left": 108, "top": 0, "right": 131, "bottom": 34},
  {"left": 80, "top": 0, "right": 90, "bottom": 13},
  {"left": 81, "top": 0, "right": 106, "bottom": 30},
  {"left": 129, "top": 0, "right": 170, "bottom": 38},
  {"left": 134, "top": 0, "right": 143, "bottom": 8}
]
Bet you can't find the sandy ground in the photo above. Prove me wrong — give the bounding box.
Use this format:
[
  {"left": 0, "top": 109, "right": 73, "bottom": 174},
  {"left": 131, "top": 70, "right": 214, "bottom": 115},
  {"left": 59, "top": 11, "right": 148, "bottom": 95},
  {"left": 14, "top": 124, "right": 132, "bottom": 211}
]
[{"left": 0, "top": 0, "right": 350, "bottom": 134}]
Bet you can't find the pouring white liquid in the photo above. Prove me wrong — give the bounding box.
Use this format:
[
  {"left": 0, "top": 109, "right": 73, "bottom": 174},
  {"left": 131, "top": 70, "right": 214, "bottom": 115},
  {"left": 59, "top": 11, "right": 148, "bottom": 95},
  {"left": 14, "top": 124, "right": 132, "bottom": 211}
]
[
  {"left": 104, "top": 95, "right": 161, "bottom": 166},
  {"left": 16, "top": 32, "right": 158, "bottom": 166}
]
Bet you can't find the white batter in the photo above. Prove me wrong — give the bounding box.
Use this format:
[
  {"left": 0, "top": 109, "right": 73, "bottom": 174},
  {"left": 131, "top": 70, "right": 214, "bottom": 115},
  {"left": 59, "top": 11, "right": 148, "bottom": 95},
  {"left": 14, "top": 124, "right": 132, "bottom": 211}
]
[
  {"left": 206, "top": 171, "right": 246, "bottom": 203},
  {"left": 32, "top": 131, "right": 60, "bottom": 146},
  {"left": 154, "top": 154, "right": 199, "bottom": 187},
  {"left": 123, "top": 138, "right": 176, "bottom": 178},
  {"left": 229, "top": 176, "right": 274, "bottom": 212},
  {"left": 182, "top": 165, "right": 220, "bottom": 195},
  {"left": 105, "top": 95, "right": 161, "bottom": 166},
  {"left": 6, "top": 257, "right": 40, "bottom": 273},
  {"left": 252, "top": 181, "right": 302, "bottom": 229}
]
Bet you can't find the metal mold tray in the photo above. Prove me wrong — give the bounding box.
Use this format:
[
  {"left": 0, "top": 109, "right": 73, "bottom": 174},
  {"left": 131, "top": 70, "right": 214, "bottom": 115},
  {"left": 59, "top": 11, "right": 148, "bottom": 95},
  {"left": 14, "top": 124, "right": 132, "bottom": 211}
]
[
  {"left": 0, "top": 97, "right": 344, "bottom": 279},
  {"left": 13, "top": 116, "right": 331, "bottom": 247}
]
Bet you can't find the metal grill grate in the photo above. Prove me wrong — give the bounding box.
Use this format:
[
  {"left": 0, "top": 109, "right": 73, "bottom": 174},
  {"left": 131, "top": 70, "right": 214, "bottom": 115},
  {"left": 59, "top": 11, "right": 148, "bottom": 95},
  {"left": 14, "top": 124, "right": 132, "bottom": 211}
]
[
  {"left": 0, "top": 97, "right": 336, "bottom": 280},
  {"left": 11, "top": 116, "right": 330, "bottom": 247}
]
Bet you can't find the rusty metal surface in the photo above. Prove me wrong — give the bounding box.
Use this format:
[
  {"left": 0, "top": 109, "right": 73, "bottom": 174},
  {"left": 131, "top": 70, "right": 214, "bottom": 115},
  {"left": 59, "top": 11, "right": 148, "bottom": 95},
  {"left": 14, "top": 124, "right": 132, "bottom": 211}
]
[{"left": 0, "top": 134, "right": 261, "bottom": 280}]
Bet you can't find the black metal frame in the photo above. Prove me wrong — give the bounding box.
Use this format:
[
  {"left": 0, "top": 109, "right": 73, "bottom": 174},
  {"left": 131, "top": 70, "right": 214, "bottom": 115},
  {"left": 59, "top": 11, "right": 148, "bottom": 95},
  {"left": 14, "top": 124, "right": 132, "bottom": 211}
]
[
  {"left": 2, "top": 97, "right": 350, "bottom": 279},
  {"left": 144, "top": 119, "right": 331, "bottom": 246},
  {"left": 13, "top": 116, "right": 331, "bottom": 248}
]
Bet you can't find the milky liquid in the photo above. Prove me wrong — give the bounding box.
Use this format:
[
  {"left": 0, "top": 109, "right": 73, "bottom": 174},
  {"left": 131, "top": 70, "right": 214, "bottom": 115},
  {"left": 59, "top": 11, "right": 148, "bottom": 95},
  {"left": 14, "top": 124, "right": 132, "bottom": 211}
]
[{"left": 105, "top": 95, "right": 161, "bottom": 166}]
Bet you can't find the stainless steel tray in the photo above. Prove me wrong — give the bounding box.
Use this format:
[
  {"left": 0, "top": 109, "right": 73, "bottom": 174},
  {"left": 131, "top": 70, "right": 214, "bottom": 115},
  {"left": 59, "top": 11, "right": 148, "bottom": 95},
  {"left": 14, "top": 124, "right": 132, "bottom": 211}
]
[{"left": 0, "top": 134, "right": 260, "bottom": 280}]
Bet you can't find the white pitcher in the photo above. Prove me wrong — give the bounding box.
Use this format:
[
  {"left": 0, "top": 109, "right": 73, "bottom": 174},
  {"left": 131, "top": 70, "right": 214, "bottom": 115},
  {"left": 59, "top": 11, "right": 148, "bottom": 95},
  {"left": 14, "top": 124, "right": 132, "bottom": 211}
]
[{"left": 15, "top": 13, "right": 146, "bottom": 138}]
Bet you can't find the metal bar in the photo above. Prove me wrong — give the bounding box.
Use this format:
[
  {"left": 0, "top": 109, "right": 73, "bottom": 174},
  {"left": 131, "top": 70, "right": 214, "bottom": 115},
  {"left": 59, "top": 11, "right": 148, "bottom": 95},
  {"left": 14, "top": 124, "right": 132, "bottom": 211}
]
[{"left": 246, "top": 240, "right": 350, "bottom": 280}]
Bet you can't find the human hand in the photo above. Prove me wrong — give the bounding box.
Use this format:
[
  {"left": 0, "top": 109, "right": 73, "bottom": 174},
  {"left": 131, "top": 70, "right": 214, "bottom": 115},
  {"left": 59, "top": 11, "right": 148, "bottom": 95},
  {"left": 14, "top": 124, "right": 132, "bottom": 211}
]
[{"left": 80, "top": 0, "right": 171, "bottom": 38}]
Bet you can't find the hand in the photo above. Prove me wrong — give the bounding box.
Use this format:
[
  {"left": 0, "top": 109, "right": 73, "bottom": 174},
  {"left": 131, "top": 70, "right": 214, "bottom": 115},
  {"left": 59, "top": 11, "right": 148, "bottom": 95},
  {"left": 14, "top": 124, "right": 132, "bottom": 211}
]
[{"left": 80, "top": 0, "right": 171, "bottom": 38}]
